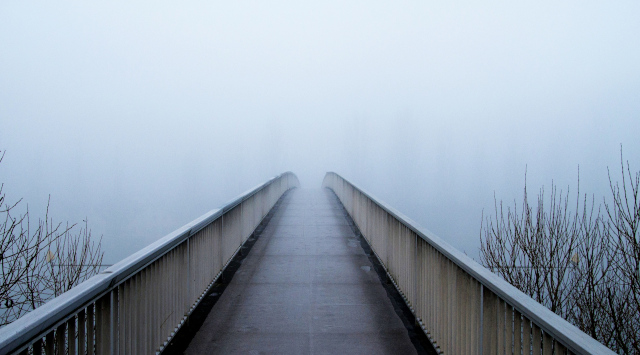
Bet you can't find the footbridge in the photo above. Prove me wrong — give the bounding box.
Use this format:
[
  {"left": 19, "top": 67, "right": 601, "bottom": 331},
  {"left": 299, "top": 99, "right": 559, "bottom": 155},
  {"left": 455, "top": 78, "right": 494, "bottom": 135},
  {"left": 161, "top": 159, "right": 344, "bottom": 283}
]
[{"left": 0, "top": 172, "right": 613, "bottom": 354}]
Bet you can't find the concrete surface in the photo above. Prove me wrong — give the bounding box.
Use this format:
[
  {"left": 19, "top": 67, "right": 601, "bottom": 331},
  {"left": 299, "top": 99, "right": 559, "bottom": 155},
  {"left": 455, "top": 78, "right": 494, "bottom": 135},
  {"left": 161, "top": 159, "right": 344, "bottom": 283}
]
[{"left": 185, "top": 188, "right": 417, "bottom": 355}]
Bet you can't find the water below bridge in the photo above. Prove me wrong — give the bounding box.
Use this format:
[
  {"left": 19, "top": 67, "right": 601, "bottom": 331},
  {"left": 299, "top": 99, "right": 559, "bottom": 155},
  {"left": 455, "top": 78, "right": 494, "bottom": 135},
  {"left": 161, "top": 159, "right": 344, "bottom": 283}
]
[{"left": 180, "top": 188, "right": 431, "bottom": 354}]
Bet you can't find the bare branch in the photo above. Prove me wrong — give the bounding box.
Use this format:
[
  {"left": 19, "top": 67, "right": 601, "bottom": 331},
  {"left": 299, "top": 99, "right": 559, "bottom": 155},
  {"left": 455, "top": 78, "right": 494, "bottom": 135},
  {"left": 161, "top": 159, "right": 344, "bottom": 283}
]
[
  {"left": 480, "top": 153, "right": 639, "bottom": 352},
  {"left": 1, "top": 151, "right": 105, "bottom": 327}
]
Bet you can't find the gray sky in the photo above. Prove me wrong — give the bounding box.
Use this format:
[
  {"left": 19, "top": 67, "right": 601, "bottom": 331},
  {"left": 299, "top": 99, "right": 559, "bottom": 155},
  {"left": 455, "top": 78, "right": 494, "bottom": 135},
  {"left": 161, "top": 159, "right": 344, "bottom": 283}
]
[{"left": 1, "top": 1, "right": 639, "bottom": 262}]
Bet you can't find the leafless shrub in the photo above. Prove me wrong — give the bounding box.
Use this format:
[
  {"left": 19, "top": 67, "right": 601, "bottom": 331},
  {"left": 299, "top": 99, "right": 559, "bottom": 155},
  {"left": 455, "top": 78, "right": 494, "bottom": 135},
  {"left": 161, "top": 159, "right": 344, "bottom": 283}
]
[
  {"left": 0, "top": 151, "right": 104, "bottom": 326},
  {"left": 603, "top": 150, "right": 640, "bottom": 352},
  {"left": 480, "top": 174, "right": 584, "bottom": 319},
  {"left": 481, "top": 149, "right": 639, "bottom": 353}
]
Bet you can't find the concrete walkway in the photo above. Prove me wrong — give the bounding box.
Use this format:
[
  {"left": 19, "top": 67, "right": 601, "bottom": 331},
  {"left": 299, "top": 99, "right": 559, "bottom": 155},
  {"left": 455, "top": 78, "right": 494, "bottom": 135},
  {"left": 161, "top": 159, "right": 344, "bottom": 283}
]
[{"left": 185, "top": 188, "right": 417, "bottom": 354}]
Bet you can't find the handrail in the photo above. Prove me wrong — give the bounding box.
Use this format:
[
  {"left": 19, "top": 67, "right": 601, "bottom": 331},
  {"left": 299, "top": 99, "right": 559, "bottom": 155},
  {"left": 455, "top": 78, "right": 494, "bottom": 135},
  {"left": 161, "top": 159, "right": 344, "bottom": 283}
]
[
  {"left": 0, "top": 172, "right": 299, "bottom": 354},
  {"left": 323, "top": 172, "right": 613, "bottom": 355}
]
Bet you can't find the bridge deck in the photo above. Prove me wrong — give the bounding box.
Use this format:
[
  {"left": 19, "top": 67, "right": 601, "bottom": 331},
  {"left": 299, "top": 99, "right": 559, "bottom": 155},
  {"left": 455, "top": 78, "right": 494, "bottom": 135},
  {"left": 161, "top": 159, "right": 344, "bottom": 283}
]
[{"left": 185, "top": 188, "right": 418, "bottom": 354}]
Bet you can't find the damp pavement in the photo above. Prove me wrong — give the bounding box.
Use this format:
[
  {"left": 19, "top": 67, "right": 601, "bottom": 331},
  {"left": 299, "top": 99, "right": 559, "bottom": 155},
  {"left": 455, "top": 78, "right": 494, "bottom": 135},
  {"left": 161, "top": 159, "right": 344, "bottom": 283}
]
[{"left": 184, "top": 188, "right": 418, "bottom": 354}]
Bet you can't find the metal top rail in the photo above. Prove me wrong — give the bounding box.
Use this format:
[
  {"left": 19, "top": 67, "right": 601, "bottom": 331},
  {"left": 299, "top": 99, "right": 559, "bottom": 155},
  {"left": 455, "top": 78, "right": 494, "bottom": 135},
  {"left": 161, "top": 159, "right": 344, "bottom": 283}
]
[
  {"left": 0, "top": 171, "right": 298, "bottom": 353},
  {"left": 323, "top": 172, "right": 613, "bottom": 355}
]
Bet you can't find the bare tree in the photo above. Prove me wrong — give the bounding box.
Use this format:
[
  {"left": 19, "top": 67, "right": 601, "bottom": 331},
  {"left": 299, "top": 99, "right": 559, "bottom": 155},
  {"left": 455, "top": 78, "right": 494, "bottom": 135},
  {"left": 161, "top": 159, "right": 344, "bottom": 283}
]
[
  {"left": 480, "top": 149, "right": 640, "bottom": 353},
  {"left": 0, "top": 151, "right": 104, "bottom": 326},
  {"left": 603, "top": 150, "right": 640, "bottom": 352},
  {"left": 480, "top": 175, "right": 584, "bottom": 319}
]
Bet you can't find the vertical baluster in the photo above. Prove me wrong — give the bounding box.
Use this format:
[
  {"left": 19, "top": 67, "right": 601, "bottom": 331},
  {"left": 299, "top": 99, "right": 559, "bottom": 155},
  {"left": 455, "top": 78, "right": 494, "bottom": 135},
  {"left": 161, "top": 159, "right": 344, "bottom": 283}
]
[
  {"left": 542, "top": 332, "right": 553, "bottom": 355},
  {"left": 87, "top": 304, "right": 95, "bottom": 355},
  {"left": 167, "top": 257, "right": 173, "bottom": 344},
  {"left": 423, "top": 242, "right": 429, "bottom": 341},
  {"left": 141, "top": 268, "right": 148, "bottom": 355},
  {"left": 111, "top": 288, "right": 118, "bottom": 355},
  {"left": 170, "top": 249, "right": 176, "bottom": 343},
  {"left": 78, "top": 310, "right": 86, "bottom": 355},
  {"left": 451, "top": 264, "right": 457, "bottom": 355},
  {"left": 157, "top": 261, "right": 163, "bottom": 351},
  {"left": 128, "top": 278, "right": 135, "bottom": 355},
  {"left": 532, "top": 324, "right": 542, "bottom": 355},
  {"left": 465, "top": 272, "right": 474, "bottom": 354},
  {"left": 473, "top": 281, "right": 481, "bottom": 354},
  {"left": 514, "top": 310, "right": 522, "bottom": 355},
  {"left": 153, "top": 259, "right": 165, "bottom": 351},
  {"left": 506, "top": 304, "right": 515, "bottom": 355},
  {"left": 162, "top": 257, "right": 168, "bottom": 349},
  {"left": 148, "top": 265, "right": 155, "bottom": 353},
  {"left": 192, "top": 235, "right": 198, "bottom": 304},
  {"left": 185, "top": 240, "right": 189, "bottom": 316},
  {"left": 522, "top": 317, "right": 531, "bottom": 355},
  {"left": 421, "top": 241, "right": 427, "bottom": 343},
  {"left": 497, "top": 299, "right": 505, "bottom": 355},
  {"left": 95, "top": 293, "right": 111, "bottom": 355},
  {"left": 55, "top": 322, "right": 66, "bottom": 355},
  {"left": 34, "top": 339, "right": 43, "bottom": 355},
  {"left": 435, "top": 251, "right": 443, "bottom": 351},
  {"left": 104, "top": 294, "right": 112, "bottom": 354},
  {"left": 45, "top": 331, "right": 54, "bottom": 355},
  {"left": 554, "top": 340, "right": 567, "bottom": 355},
  {"left": 151, "top": 262, "right": 158, "bottom": 354},
  {"left": 483, "top": 288, "right": 498, "bottom": 354},
  {"left": 156, "top": 261, "right": 162, "bottom": 350},
  {"left": 143, "top": 268, "right": 148, "bottom": 355},
  {"left": 118, "top": 283, "right": 126, "bottom": 355},
  {"left": 179, "top": 244, "right": 184, "bottom": 327},
  {"left": 68, "top": 316, "right": 76, "bottom": 355},
  {"left": 455, "top": 266, "right": 462, "bottom": 355},
  {"left": 439, "top": 252, "right": 445, "bottom": 352},
  {"left": 446, "top": 260, "right": 453, "bottom": 354},
  {"left": 214, "top": 222, "right": 220, "bottom": 283},
  {"left": 164, "top": 252, "right": 171, "bottom": 347},
  {"left": 434, "top": 251, "right": 440, "bottom": 351},
  {"left": 426, "top": 244, "right": 432, "bottom": 349}
]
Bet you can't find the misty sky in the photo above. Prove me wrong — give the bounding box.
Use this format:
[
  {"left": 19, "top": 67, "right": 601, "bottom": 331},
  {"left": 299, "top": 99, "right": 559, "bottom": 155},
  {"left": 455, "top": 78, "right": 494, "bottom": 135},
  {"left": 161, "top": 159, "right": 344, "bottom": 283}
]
[{"left": 1, "top": 2, "right": 639, "bottom": 263}]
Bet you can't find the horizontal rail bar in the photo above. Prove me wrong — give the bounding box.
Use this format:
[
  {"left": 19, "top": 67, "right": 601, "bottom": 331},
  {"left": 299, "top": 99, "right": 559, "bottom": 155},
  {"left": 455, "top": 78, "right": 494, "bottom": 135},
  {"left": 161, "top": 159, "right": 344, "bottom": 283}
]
[
  {"left": 0, "top": 172, "right": 299, "bottom": 354},
  {"left": 323, "top": 172, "right": 613, "bottom": 355}
]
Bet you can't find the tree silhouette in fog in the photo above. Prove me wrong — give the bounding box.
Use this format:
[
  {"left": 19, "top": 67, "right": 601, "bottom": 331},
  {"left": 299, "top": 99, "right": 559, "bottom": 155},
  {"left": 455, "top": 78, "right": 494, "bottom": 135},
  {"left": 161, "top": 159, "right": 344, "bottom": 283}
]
[
  {"left": 0, "top": 150, "right": 104, "bottom": 326},
  {"left": 481, "top": 149, "right": 639, "bottom": 353}
]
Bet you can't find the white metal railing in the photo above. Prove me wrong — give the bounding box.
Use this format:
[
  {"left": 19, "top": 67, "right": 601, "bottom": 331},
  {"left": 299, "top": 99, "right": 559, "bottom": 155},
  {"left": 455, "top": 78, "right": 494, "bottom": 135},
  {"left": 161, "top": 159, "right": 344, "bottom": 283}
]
[
  {"left": 322, "top": 172, "right": 613, "bottom": 355},
  {"left": 0, "top": 172, "right": 299, "bottom": 355}
]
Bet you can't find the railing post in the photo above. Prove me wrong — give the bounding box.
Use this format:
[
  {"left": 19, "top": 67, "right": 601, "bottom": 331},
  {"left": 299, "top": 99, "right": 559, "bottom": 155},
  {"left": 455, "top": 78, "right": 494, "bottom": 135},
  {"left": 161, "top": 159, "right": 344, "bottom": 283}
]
[
  {"left": 523, "top": 317, "right": 532, "bottom": 354},
  {"left": 117, "top": 284, "right": 125, "bottom": 354},
  {"left": 187, "top": 237, "right": 191, "bottom": 316},
  {"left": 220, "top": 214, "right": 224, "bottom": 282},
  {"left": 514, "top": 309, "right": 522, "bottom": 355},
  {"left": 68, "top": 315, "right": 76, "bottom": 355},
  {"left": 240, "top": 200, "right": 244, "bottom": 245},
  {"left": 45, "top": 331, "right": 54, "bottom": 355},
  {"left": 482, "top": 286, "right": 498, "bottom": 354},
  {"left": 479, "top": 285, "right": 483, "bottom": 355},
  {"left": 55, "top": 323, "right": 65, "bottom": 355},
  {"left": 87, "top": 304, "right": 95, "bottom": 355},
  {"left": 95, "top": 293, "right": 111, "bottom": 355}
]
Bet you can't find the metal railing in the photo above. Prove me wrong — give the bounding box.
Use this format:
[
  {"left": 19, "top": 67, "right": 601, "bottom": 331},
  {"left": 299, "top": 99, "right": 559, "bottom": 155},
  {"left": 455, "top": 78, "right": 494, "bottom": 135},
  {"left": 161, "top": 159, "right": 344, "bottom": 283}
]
[
  {"left": 322, "top": 172, "right": 613, "bottom": 355},
  {"left": 0, "top": 172, "right": 299, "bottom": 355}
]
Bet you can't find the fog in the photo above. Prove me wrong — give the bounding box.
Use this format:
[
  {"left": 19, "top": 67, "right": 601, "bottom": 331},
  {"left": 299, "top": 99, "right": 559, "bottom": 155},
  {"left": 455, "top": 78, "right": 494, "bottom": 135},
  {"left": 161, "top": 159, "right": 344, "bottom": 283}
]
[{"left": 1, "top": 1, "right": 639, "bottom": 263}]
